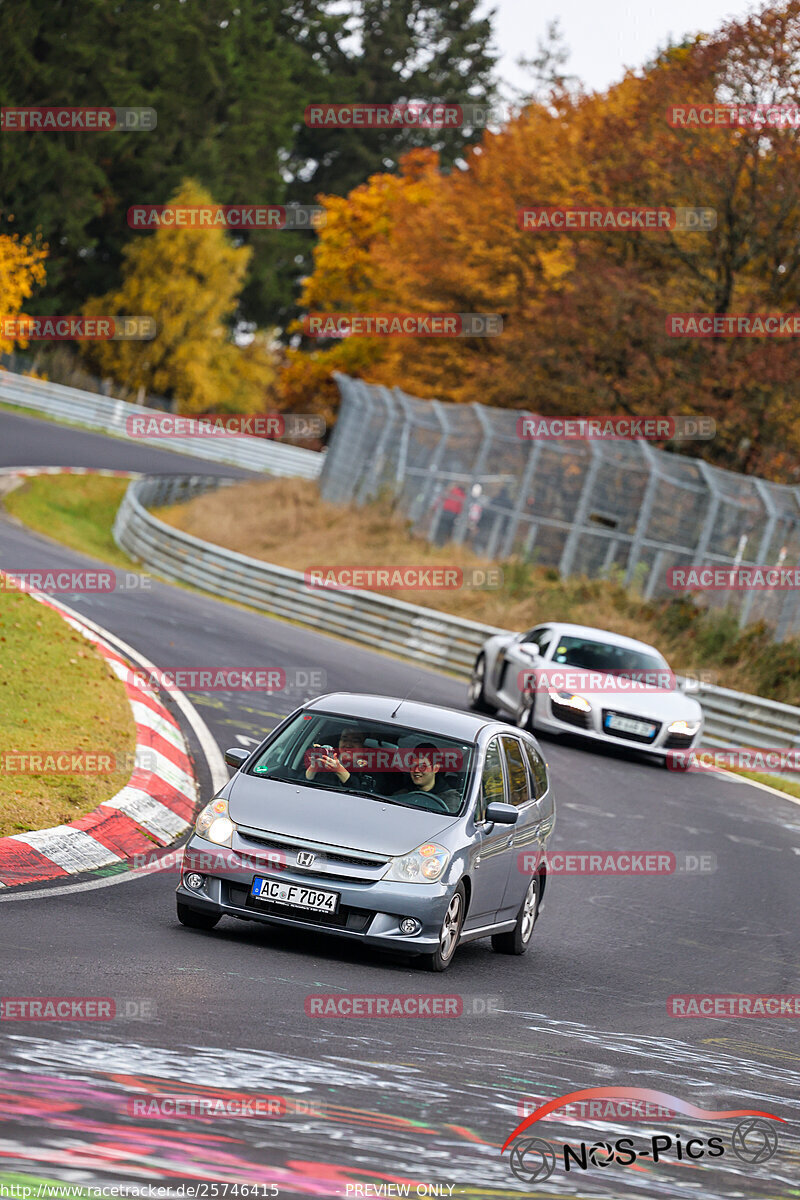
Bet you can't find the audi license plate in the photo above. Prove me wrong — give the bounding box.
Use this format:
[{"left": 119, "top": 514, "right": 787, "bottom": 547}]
[
  {"left": 251, "top": 876, "right": 339, "bottom": 913},
  {"left": 605, "top": 713, "right": 657, "bottom": 737}
]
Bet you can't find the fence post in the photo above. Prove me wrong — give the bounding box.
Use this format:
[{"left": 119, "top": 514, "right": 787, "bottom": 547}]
[
  {"left": 417, "top": 401, "right": 453, "bottom": 536},
  {"left": 355, "top": 385, "right": 399, "bottom": 504},
  {"left": 501, "top": 431, "right": 543, "bottom": 558},
  {"left": 559, "top": 442, "right": 601, "bottom": 577},
  {"left": 624, "top": 441, "right": 660, "bottom": 586},
  {"left": 738, "top": 479, "right": 778, "bottom": 629},
  {"left": 452, "top": 404, "right": 493, "bottom": 545}
]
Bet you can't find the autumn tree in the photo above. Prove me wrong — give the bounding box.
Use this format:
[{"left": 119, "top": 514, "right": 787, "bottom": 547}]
[
  {"left": 80, "top": 180, "right": 277, "bottom": 414},
  {"left": 0, "top": 220, "right": 47, "bottom": 356},
  {"left": 283, "top": 0, "right": 800, "bottom": 481}
]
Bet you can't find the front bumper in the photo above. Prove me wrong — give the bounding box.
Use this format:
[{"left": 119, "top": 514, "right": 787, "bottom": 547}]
[
  {"left": 176, "top": 835, "right": 454, "bottom": 954},
  {"left": 536, "top": 701, "right": 702, "bottom": 758}
]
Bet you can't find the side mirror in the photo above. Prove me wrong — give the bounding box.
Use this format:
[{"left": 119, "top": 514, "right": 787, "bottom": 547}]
[
  {"left": 224, "top": 747, "right": 249, "bottom": 770},
  {"left": 485, "top": 801, "right": 518, "bottom": 825}
]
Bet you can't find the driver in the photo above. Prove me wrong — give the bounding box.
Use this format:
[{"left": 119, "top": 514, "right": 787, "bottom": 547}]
[
  {"left": 393, "top": 742, "right": 461, "bottom": 812},
  {"left": 305, "top": 727, "right": 377, "bottom": 791}
]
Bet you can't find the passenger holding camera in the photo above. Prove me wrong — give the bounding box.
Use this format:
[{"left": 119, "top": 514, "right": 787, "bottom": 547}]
[{"left": 305, "top": 727, "right": 377, "bottom": 791}]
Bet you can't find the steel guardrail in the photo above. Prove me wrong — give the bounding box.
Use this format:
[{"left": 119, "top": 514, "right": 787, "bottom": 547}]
[
  {"left": 113, "top": 475, "right": 800, "bottom": 751},
  {"left": 0, "top": 370, "right": 323, "bottom": 479}
]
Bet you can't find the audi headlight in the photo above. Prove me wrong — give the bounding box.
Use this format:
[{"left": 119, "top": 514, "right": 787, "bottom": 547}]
[
  {"left": 384, "top": 842, "right": 450, "bottom": 884},
  {"left": 668, "top": 719, "right": 701, "bottom": 735},
  {"left": 549, "top": 689, "right": 592, "bottom": 713},
  {"left": 195, "top": 796, "right": 236, "bottom": 846}
]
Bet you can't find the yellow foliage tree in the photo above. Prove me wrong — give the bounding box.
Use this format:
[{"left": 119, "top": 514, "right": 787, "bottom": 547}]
[
  {"left": 0, "top": 220, "right": 48, "bottom": 356},
  {"left": 81, "top": 180, "right": 277, "bottom": 414}
]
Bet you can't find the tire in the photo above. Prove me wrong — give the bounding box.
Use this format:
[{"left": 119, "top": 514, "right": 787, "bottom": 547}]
[
  {"left": 421, "top": 882, "right": 466, "bottom": 972},
  {"left": 177, "top": 899, "right": 221, "bottom": 930},
  {"left": 492, "top": 875, "right": 539, "bottom": 955},
  {"left": 468, "top": 654, "right": 495, "bottom": 714}
]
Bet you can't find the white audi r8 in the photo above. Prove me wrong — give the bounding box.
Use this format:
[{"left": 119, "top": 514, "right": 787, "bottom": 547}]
[{"left": 468, "top": 623, "right": 703, "bottom": 766}]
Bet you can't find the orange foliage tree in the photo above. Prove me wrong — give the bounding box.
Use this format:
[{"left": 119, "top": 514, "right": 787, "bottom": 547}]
[{"left": 284, "top": 1, "right": 800, "bottom": 481}]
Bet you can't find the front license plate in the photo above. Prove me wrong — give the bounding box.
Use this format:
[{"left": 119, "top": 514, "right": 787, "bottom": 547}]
[
  {"left": 250, "top": 876, "right": 340, "bottom": 913},
  {"left": 605, "top": 713, "right": 656, "bottom": 737}
]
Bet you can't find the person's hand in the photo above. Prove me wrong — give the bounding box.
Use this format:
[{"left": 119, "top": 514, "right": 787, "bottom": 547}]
[{"left": 323, "top": 752, "right": 350, "bottom": 782}]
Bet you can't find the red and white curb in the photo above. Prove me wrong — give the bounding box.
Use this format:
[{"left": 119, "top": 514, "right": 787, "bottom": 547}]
[{"left": 0, "top": 586, "right": 198, "bottom": 888}]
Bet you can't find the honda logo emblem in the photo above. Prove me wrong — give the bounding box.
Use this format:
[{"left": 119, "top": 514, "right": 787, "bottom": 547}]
[{"left": 296, "top": 851, "right": 316, "bottom": 868}]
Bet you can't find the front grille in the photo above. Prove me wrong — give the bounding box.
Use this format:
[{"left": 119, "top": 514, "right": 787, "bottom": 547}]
[
  {"left": 602, "top": 710, "right": 661, "bottom": 744},
  {"left": 550, "top": 698, "right": 592, "bottom": 729},
  {"left": 225, "top": 882, "right": 373, "bottom": 931},
  {"left": 238, "top": 829, "right": 388, "bottom": 871},
  {"left": 664, "top": 731, "right": 694, "bottom": 749}
]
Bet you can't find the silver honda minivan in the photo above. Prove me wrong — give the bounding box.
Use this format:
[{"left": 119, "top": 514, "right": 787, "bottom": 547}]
[{"left": 176, "top": 693, "right": 556, "bottom": 970}]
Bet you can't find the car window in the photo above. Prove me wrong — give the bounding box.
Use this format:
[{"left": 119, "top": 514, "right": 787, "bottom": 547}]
[
  {"left": 500, "top": 736, "right": 531, "bottom": 807},
  {"left": 247, "top": 710, "right": 474, "bottom": 815},
  {"left": 477, "top": 738, "right": 505, "bottom": 821},
  {"left": 522, "top": 741, "right": 548, "bottom": 801}
]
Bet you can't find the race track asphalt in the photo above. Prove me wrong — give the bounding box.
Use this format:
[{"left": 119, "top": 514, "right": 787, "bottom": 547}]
[{"left": 0, "top": 411, "right": 797, "bottom": 1198}]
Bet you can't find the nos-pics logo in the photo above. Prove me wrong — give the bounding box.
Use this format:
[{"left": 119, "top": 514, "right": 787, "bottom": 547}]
[{"left": 504, "top": 1088, "right": 782, "bottom": 1183}]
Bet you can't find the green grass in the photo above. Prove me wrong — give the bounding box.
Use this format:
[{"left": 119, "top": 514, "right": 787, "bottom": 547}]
[
  {"left": 0, "top": 587, "right": 137, "bottom": 836},
  {"left": 731, "top": 769, "right": 800, "bottom": 800},
  {"left": 4, "top": 475, "right": 133, "bottom": 568}
]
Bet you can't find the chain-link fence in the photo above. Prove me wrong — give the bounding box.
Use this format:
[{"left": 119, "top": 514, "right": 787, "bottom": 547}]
[{"left": 319, "top": 374, "right": 800, "bottom": 641}]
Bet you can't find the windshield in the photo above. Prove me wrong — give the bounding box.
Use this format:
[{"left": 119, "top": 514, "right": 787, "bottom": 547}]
[
  {"left": 550, "top": 635, "right": 668, "bottom": 678},
  {"left": 247, "top": 710, "right": 475, "bottom": 816}
]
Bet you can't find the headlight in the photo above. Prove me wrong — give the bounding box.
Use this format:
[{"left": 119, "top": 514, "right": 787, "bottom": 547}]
[
  {"left": 195, "top": 796, "right": 236, "bottom": 846},
  {"left": 668, "top": 719, "right": 701, "bottom": 735},
  {"left": 549, "top": 689, "right": 592, "bottom": 713},
  {"left": 384, "top": 842, "right": 450, "bottom": 884}
]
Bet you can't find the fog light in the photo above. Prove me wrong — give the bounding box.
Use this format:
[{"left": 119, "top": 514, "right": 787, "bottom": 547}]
[
  {"left": 400, "top": 918, "right": 420, "bottom": 935},
  {"left": 184, "top": 872, "right": 204, "bottom": 890}
]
